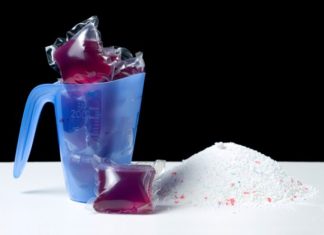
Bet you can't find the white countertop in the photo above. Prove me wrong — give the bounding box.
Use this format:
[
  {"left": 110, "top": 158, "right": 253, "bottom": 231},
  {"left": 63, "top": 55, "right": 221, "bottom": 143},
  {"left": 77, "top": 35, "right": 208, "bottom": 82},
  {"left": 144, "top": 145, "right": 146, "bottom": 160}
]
[{"left": 1, "top": 162, "right": 323, "bottom": 235}]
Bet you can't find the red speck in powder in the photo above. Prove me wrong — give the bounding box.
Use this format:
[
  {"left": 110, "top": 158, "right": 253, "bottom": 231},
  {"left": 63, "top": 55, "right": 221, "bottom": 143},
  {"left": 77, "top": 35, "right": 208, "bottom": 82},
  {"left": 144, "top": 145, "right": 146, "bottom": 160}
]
[
  {"left": 255, "top": 161, "right": 261, "bottom": 164},
  {"left": 227, "top": 198, "right": 235, "bottom": 206},
  {"left": 171, "top": 172, "right": 177, "bottom": 176},
  {"left": 267, "top": 197, "right": 272, "bottom": 203},
  {"left": 243, "top": 192, "right": 250, "bottom": 195},
  {"left": 180, "top": 195, "right": 185, "bottom": 199},
  {"left": 174, "top": 200, "right": 179, "bottom": 204}
]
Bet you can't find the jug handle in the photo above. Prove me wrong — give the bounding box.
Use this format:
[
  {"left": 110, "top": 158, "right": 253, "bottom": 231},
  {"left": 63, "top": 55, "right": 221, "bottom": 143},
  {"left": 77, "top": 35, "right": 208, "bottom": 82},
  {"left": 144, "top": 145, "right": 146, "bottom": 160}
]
[{"left": 14, "top": 83, "right": 61, "bottom": 178}]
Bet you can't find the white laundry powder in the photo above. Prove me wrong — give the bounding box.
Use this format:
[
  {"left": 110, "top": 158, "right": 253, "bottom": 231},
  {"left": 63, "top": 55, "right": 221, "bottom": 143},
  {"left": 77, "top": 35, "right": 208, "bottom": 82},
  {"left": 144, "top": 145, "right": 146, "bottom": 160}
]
[{"left": 154, "top": 142, "right": 316, "bottom": 207}]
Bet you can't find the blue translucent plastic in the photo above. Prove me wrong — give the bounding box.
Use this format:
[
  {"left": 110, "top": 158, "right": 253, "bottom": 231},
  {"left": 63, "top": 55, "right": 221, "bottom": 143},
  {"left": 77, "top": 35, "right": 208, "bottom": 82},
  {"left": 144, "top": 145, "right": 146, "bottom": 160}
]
[{"left": 14, "top": 73, "right": 145, "bottom": 202}]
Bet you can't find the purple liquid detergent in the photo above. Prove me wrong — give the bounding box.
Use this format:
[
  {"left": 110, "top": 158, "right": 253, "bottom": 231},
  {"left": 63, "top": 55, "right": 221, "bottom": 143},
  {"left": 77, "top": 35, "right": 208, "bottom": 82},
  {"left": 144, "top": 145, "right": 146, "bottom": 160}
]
[
  {"left": 94, "top": 164, "right": 156, "bottom": 214},
  {"left": 54, "top": 39, "right": 112, "bottom": 84}
]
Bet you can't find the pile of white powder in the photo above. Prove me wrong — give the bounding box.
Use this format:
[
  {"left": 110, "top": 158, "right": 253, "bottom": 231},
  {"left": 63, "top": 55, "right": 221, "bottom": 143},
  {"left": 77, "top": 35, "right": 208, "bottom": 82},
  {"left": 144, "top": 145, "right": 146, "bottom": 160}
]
[{"left": 154, "top": 142, "right": 316, "bottom": 207}]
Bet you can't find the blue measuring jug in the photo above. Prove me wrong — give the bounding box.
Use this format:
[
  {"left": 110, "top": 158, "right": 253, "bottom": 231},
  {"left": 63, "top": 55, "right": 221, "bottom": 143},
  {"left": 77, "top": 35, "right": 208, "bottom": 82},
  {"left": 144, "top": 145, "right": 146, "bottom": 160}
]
[{"left": 14, "top": 73, "right": 145, "bottom": 202}]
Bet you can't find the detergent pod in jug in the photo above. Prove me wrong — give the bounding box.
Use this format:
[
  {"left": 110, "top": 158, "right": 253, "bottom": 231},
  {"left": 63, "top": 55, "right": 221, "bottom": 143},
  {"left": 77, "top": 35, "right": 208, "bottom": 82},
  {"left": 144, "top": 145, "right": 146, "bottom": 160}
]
[{"left": 14, "top": 16, "right": 146, "bottom": 203}]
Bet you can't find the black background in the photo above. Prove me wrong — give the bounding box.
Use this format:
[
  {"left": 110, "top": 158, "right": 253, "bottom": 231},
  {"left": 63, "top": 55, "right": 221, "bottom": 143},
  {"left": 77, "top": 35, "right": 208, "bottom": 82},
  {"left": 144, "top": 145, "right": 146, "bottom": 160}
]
[{"left": 1, "top": 3, "right": 322, "bottom": 162}]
